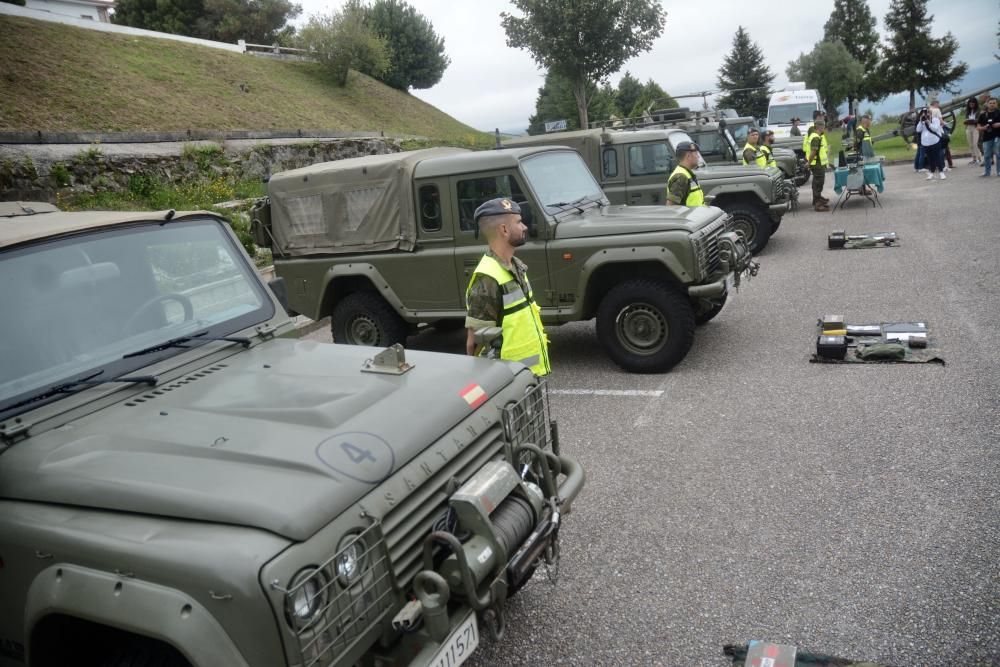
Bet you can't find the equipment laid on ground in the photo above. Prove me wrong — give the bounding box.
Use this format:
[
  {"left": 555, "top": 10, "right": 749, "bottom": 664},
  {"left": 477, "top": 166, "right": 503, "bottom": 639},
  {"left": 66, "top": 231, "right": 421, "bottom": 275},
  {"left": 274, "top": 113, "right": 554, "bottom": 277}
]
[
  {"left": 812, "top": 317, "right": 943, "bottom": 364},
  {"left": 828, "top": 230, "right": 898, "bottom": 249},
  {"left": 724, "top": 641, "right": 896, "bottom": 666}
]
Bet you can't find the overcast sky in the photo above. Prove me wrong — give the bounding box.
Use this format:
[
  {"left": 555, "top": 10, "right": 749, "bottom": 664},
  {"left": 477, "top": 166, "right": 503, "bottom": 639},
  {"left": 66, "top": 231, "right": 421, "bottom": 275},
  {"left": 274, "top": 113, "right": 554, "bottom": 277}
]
[{"left": 295, "top": 0, "right": 1000, "bottom": 131}]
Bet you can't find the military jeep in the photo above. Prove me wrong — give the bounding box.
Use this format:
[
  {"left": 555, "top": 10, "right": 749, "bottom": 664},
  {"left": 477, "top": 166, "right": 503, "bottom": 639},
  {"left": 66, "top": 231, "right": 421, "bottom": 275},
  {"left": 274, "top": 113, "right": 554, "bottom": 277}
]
[
  {"left": 255, "top": 147, "right": 757, "bottom": 374},
  {"left": 0, "top": 202, "right": 583, "bottom": 667},
  {"left": 504, "top": 127, "right": 794, "bottom": 253}
]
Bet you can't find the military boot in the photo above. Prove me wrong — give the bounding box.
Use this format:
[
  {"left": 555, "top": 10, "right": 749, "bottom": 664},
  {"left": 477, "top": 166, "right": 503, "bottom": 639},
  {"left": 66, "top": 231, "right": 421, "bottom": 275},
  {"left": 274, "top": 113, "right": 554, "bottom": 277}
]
[{"left": 813, "top": 200, "right": 830, "bottom": 212}]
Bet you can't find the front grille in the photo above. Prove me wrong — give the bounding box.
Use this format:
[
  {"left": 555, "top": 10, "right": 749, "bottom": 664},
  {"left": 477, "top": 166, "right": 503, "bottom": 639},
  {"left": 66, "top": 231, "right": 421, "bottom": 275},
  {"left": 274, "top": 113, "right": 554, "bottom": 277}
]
[
  {"left": 382, "top": 425, "right": 505, "bottom": 589},
  {"left": 277, "top": 522, "right": 396, "bottom": 667},
  {"left": 502, "top": 380, "right": 553, "bottom": 462},
  {"left": 691, "top": 217, "right": 726, "bottom": 277}
]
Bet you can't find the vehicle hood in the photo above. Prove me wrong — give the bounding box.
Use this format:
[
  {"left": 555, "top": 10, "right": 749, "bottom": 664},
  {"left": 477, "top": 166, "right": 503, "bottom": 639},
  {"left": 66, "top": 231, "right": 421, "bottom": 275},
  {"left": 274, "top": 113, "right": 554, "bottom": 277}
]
[
  {"left": 554, "top": 203, "right": 724, "bottom": 238},
  {"left": 0, "top": 340, "right": 518, "bottom": 541},
  {"left": 697, "top": 164, "right": 772, "bottom": 181}
]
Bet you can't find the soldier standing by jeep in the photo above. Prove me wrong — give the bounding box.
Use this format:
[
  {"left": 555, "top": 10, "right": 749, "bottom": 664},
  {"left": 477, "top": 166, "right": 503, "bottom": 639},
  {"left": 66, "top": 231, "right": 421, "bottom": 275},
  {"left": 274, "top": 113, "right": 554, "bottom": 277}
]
[
  {"left": 741, "top": 128, "right": 766, "bottom": 167},
  {"left": 666, "top": 141, "right": 705, "bottom": 207},
  {"left": 465, "top": 198, "right": 551, "bottom": 376},
  {"left": 759, "top": 130, "right": 778, "bottom": 168},
  {"left": 807, "top": 119, "right": 830, "bottom": 211}
]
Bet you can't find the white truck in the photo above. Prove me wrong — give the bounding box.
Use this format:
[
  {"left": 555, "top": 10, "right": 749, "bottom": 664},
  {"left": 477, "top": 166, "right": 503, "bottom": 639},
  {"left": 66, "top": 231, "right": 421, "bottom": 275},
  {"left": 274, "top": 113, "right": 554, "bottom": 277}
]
[{"left": 764, "top": 84, "right": 823, "bottom": 140}]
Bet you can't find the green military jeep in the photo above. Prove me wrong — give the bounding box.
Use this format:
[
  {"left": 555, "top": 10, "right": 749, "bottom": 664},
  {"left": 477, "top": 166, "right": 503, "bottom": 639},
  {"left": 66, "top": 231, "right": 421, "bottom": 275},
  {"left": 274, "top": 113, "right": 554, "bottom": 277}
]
[
  {"left": 504, "top": 127, "right": 794, "bottom": 253},
  {"left": 0, "top": 202, "right": 583, "bottom": 667},
  {"left": 255, "top": 147, "right": 757, "bottom": 374}
]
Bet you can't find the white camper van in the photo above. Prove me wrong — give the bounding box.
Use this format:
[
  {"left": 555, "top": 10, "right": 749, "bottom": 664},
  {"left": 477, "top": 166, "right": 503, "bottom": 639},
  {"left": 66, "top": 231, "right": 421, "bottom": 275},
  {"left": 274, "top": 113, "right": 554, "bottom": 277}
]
[{"left": 765, "top": 84, "right": 823, "bottom": 139}]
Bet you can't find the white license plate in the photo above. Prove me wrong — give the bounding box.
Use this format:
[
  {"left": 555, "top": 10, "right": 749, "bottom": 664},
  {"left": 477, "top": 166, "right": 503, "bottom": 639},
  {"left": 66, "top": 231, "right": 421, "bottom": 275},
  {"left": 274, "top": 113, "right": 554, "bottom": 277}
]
[{"left": 428, "top": 612, "right": 479, "bottom": 667}]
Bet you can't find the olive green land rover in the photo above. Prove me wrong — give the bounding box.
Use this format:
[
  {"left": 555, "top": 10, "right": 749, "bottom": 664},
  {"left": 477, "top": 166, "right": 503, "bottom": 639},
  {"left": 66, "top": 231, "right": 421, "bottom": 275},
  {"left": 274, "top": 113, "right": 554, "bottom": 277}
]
[
  {"left": 504, "top": 127, "right": 795, "bottom": 253},
  {"left": 255, "top": 147, "right": 758, "bottom": 374},
  {"left": 0, "top": 202, "right": 583, "bottom": 667}
]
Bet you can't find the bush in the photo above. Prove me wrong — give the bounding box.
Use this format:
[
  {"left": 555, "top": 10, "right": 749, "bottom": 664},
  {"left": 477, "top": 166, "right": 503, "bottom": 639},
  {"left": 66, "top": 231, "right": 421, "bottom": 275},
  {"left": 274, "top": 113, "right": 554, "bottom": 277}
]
[
  {"left": 50, "top": 162, "right": 72, "bottom": 187},
  {"left": 297, "top": 2, "right": 389, "bottom": 86}
]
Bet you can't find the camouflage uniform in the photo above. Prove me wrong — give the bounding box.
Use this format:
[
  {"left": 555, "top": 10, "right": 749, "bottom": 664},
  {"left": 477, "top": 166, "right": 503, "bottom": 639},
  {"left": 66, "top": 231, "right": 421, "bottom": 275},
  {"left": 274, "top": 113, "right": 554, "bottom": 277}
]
[
  {"left": 810, "top": 134, "right": 826, "bottom": 204},
  {"left": 465, "top": 248, "right": 531, "bottom": 330}
]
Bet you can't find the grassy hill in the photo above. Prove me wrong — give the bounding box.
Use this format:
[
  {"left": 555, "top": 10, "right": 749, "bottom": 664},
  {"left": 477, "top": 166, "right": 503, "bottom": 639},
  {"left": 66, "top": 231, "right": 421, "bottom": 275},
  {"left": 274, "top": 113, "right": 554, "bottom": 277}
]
[{"left": 0, "top": 16, "right": 489, "bottom": 145}]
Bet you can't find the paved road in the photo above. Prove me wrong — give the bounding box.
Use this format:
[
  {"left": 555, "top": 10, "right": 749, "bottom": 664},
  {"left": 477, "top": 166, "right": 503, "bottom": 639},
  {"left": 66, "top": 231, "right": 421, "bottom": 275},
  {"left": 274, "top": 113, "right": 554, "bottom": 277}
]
[{"left": 304, "top": 162, "right": 1000, "bottom": 666}]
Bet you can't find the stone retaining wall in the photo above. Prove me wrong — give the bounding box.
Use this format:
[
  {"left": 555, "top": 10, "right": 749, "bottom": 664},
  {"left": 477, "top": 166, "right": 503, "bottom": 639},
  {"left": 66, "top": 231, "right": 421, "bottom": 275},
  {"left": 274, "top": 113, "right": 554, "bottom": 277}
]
[{"left": 0, "top": 138, "right": 401, "bottom": 202}]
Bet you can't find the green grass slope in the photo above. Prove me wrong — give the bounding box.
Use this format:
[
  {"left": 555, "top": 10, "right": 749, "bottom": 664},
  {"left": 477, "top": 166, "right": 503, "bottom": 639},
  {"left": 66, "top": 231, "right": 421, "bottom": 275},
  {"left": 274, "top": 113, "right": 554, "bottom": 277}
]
[{"left": 0, "top": 16, "right": 488, "bottom": 144}]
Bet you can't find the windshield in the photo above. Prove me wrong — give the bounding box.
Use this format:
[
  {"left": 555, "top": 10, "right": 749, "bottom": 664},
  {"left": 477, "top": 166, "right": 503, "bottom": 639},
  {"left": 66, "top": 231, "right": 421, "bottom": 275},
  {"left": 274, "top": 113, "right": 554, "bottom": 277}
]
[
  {"left": 0, "top": 218, "right": 273, "bottom": 414},
  {"left": 768, "top": 103, "right": 818, "bottom": 126},
  {"left": 520, "top": 151, "right": 605, "bottom": 213}
]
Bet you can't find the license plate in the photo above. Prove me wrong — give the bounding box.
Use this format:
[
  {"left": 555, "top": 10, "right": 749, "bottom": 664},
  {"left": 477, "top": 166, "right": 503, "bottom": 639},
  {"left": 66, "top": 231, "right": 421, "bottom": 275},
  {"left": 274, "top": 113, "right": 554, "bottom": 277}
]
[{"left": 428, "top": 612, "right": 479, "bottom": 667}]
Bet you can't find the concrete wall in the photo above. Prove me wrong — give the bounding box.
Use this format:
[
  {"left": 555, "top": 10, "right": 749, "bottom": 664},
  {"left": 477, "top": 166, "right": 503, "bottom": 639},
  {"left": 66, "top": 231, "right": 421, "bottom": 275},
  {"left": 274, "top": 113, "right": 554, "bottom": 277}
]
[{"left": 0, "top": 3, "right": 243, "bottom": 52}]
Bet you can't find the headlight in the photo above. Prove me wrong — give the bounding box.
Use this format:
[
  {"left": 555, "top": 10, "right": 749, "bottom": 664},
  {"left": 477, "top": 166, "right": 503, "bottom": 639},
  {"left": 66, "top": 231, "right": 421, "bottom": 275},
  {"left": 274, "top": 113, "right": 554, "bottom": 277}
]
[
  {"left": 284, "top": 567, "right": 327, "bottom": 631},
  {"left": 335, "top": 534, "right": 366, "bottom": 585}
]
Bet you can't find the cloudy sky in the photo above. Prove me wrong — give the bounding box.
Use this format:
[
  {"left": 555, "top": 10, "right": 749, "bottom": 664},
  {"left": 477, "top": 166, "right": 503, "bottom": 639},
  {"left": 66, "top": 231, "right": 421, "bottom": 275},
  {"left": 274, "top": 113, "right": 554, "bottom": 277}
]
[{"left": 295, "top": 0, "right": 1000, "bottom": 132}]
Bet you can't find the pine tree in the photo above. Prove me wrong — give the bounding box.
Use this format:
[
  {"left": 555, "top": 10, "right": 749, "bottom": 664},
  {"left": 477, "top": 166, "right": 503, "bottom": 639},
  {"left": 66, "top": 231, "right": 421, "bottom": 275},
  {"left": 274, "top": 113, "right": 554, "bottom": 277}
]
[
  {"left": 615, "top": 72, "right": 644, "bottom": 120},
  {"left": 823, "top": 0, "right": 880, "bottom": 109},
  {"left": 716, "top": 26, "right": 774, "bottom": 119},
  {"left": 875, "top": 0, "right": 968, "bottom": 110}
]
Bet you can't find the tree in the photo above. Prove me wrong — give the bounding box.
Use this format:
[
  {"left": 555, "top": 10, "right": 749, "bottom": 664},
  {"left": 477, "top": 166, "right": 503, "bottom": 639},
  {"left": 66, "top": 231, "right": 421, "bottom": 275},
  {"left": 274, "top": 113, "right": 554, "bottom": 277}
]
[
  {"left": 628, "top": 79, "right": 677, "bottom": 118},
  {"left": 365, "top": 0, "right": 450, "bottom": 90},
  {"left": 527, "top": 71, "right": 621, "bottom": 134},
  {"left": 297, "top": 4, "right": 389, "bottom": 86},
  {"left": 502, "top": 0, "right": 666, "bottom": 130},
  {"left": 113, "top": 0, "right": 300, "bottom": 44},
  {"left": 822, "top": 0, "right": 880, "bottom": 109},
  {"left": 786, "top": 41, "right": 864, "bottom": 117},
  {"left": 615, "top": 72, "right": 644, "bottom": 120},
  {"left": 716, "top": 26, "right": 774, "bottom": 119},
  {"left": 874, "top": 0, "right": 968, "bottom": 110}
]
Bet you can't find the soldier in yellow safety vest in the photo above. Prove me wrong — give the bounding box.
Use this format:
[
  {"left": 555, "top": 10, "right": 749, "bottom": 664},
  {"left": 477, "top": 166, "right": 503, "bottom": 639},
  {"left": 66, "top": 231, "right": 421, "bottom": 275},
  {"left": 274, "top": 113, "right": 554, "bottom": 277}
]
[
  {"left": 854, "top": 114, "right": 875, "bottom": 158},
  {"left": 759, "top": 130, "right": 777, "bottom": 168},
  {"left": 806, "top": 119, "right": 830, "bottom": 211},
  {"left": 741, "top": 128, "right": 766, "bottom": 167},
  {"left": 465, "top": 197, "right": 551, "bottom": 376},
  {"left": 666, "top": 141, "right": 705, "bottom": 206}
]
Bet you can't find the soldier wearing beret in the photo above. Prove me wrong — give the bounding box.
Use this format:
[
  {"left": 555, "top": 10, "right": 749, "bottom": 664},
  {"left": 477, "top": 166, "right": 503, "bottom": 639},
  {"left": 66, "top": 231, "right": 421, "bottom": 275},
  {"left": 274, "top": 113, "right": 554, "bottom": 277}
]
[
  {"left": 666, "top": 141, "right": 705, "bottom": 207},
  {"left": 464, "top": 198, "right": 550, "bottom": 376}
]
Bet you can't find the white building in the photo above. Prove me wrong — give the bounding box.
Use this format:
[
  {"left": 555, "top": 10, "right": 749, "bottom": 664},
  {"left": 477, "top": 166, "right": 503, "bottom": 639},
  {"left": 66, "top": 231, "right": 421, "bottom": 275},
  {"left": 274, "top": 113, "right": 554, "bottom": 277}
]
[{"left": 24, "top": 0, "right": 114, "bottom": 22}]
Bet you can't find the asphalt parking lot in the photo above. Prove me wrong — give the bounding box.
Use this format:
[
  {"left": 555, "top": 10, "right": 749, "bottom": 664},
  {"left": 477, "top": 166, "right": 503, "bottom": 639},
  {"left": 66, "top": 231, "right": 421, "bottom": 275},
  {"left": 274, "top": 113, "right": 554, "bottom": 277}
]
[{"left": 304, "top": 162, "right": 1000, "bottom": 666}]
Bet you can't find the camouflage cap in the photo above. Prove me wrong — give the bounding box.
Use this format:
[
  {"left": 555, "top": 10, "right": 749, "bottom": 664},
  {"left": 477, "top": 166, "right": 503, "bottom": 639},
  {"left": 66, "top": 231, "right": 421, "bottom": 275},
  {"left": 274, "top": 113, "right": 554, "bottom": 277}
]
[{"left": 474, "top": 197, "right": 521, "bottom": 222}]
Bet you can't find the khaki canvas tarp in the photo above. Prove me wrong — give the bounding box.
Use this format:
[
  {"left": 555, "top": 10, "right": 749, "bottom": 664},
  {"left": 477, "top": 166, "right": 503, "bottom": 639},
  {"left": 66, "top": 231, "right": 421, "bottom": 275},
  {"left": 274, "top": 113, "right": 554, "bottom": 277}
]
[{"left": 267, "top": 147, "right": 467, "bottom": 257}]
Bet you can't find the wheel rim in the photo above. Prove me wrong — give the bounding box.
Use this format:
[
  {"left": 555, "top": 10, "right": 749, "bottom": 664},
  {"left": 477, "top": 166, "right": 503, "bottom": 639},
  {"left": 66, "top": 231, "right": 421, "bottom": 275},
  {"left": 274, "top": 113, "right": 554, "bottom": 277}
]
[
  {"left": 347, "top": 315, "right": 381, "bottom": 346},
  {"left": 730, "top": 214, "right": 757, "bottom": 247},
  {"left": 615, "top": 302, "right": 668, "bottom": 355}
]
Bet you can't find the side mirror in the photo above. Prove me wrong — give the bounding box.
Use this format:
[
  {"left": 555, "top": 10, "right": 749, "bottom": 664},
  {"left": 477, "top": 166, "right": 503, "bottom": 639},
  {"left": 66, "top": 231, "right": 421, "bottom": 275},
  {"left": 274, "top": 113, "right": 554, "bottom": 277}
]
[{"left": 267, "top": 277, "right": 293, "bottom": 315}]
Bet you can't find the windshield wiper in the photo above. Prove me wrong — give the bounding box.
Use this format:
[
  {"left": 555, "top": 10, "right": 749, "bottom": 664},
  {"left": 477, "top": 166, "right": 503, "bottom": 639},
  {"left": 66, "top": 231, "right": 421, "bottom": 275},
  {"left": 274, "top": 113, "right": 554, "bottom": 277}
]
[
  {"left": 123, "top": 330, "right": 252, "bottom": 359},
  {"left": 1, "top": 370, "right": 158, "bottom": 414},
  {"left": 546, "top": 196, "right": 593, "bottom": 213}
]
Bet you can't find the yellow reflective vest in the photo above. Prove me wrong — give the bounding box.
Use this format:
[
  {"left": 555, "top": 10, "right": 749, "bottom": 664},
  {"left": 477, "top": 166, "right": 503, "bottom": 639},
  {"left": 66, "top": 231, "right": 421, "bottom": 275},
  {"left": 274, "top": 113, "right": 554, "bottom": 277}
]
[
  {"left": 806, "top": 131, "right": 829, "bottom": 167},
  {"left": 759, "top": 144, "right": 777, "bottom": 168},
  {"left": 466, "top": 254, "right": 550, "bottom": 376},
  {"left": 666, "top": 165, "right": 705, "bottom": 206},
  {"left": 741, "top": 142, "right": 766, "bottom": 167}
]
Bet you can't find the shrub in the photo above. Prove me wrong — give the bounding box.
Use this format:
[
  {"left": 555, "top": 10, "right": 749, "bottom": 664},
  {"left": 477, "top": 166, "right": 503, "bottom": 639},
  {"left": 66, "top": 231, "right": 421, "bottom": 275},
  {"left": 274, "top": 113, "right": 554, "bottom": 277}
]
[{"left": 297, "top": 2, "right": 389, "bottom": 86}]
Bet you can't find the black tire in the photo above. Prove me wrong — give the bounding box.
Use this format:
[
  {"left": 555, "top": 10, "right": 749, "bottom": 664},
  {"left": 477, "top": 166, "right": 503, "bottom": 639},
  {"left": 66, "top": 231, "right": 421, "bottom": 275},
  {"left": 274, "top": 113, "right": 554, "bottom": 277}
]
[
  {"left": 725, "top": 202, "right": 772, "bottom": 254},
  {"left": 694, "top": 292, "right": 727, "bottom": 325},
  {"left": 793, "top": 170, "right": 810, "bottom": 187},
  {"left": 596, "top": 280, "right": 695, "bottom": 373},
  {"left": 771, "top": 218, "right": 781, "bottom": 234},
  {"left": 332, "top": 291, "right": 408, "bottom": 347},
  {"left": 101, "top": 639, "right": 191, "bottom": 667}
]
